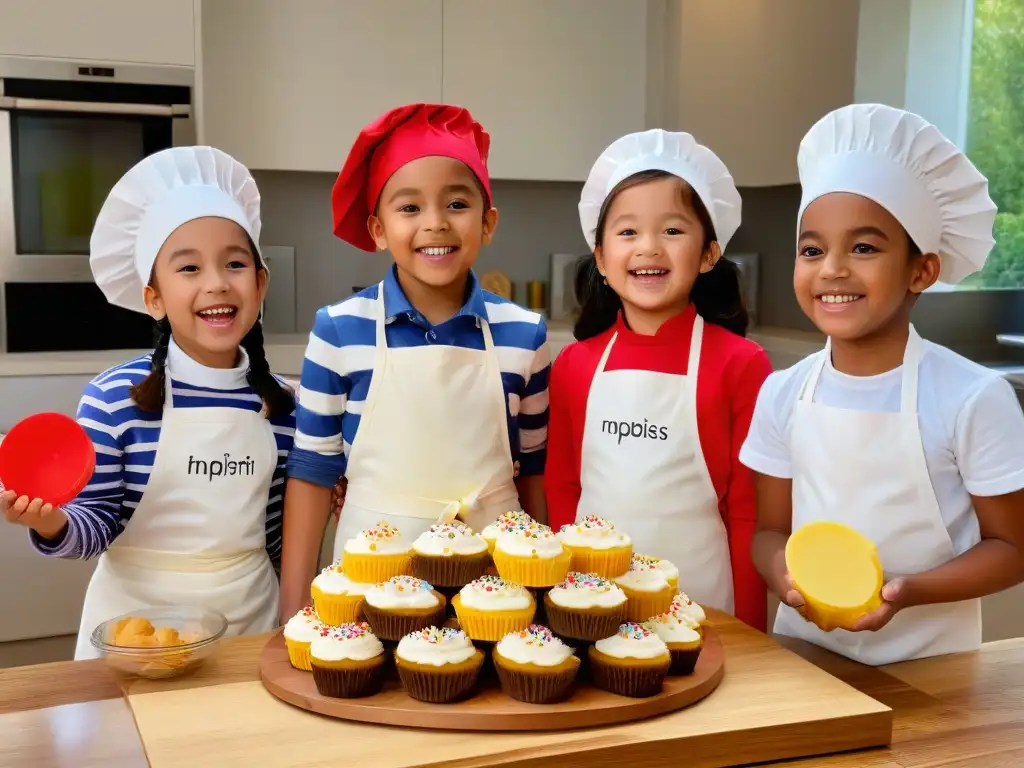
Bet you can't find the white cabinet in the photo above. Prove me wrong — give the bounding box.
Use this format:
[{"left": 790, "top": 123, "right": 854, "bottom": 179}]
[
  {"left": 441, "top": 0, "right": 651, "bottom": 181},
  {"left": 0, "top": 0, "right": 195, "bottom": 67},
  {"left": 200, "top": 0, "right": 443, "bottom": 173}
]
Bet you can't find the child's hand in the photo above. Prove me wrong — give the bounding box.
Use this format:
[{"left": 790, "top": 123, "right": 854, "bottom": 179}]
[
  {"left": 331, "top": 477, "right": 347, "bottom": 522},
  {"left": 1, "top": 489, "right": 68, "bottom": 539},
  {"left": 779, "top": 572, "right": 810, "bottom": 620},
  {"left": 849, "top": 578, "right": 910, "bottom": 632}
]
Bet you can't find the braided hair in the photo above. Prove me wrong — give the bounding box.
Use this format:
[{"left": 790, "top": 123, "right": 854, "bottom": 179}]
[{"left": 129, "top": 317, "right": 173, "bottom": 411}]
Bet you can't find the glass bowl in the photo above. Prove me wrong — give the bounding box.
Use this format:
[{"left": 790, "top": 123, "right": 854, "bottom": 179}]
[{"left": 90, "top": 606, "right": 228, "bottom": 679}]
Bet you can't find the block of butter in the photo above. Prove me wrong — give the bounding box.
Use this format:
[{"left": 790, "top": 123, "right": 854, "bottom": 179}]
[{"left": 785, "top": 521, "right": 884, "bottom": 631}]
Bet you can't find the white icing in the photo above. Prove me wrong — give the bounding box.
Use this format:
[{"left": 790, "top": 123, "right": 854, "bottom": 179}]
[
  {"left": 557, "top": 517, "right": 631, "bottom": 550},
  {"left": 283, "top": 609, "right": 322, "bottom": 643},
  {"left": 495, "top": 524, "right": 565, "bottom": 559},
  {"left": 309, "top": 626, "right": 384, "bottom": 662},
  {"left": 594, "top": 627, "right": 669, "bottom": 660},
  {"left": 644, "top": 614, "right": 701, "bottom": 644},
  {"left": 614, "top": 568, "right": 671, "bottom": 592},
  {"left": 412, "top": 523, "right": 488, "bottom": 556},
  {"left": 312, "top": 565, "right": 371, "bottom": 596},
  {"left": 343, "top": 522, "right": 410, "bottom": 555},
  {"left": 364, "top": 576, "right": 439, "bottom": 610},
  {"left": 458, "top": 576, "right": 533, "bottom": 611},
  {"left": 673, "top": 593, "right": 707, "bottom": 624},
  {"left": 496, "top": 629, "right": 574, "bottom": 667},
  {"left": 482, "top": 511, "right": 533, "bottom": 541},
  {"left": 396, "top": 627, "right": 477, "bottom": 666},
  {"left": 654, "top": 559, "right": 679, "bottom": 582},
  {"left": 548, "top": 573, "right": 627, "bottom": 609}
]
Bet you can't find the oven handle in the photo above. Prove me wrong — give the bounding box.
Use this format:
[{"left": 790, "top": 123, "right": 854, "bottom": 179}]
[{"left": 0, "top": 96, "right": 190, "bottom": 117}]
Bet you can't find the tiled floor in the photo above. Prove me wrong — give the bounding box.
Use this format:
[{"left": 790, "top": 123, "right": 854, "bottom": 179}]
[{"left": 0, "top": 635, "right": 75, "bottom": 668}]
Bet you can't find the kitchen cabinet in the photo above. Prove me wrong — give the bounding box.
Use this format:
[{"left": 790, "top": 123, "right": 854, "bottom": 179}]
[
  {"left": 199, "top": 0, "right": 443, "bottom": 173},
  {"left": 0, "top": 0, "right": 195, "bottom": 67},
  {"left": 441, "top": 0, "right": 652, "bottom": 181}
]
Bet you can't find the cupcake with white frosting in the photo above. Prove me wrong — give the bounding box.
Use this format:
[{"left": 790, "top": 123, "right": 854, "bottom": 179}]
[
  {"left": 310, "top": 561, "right": 371, "bottom": 626},
  {"left": 341, "top": 521, "right": 412, "bottom": 583},
  {"left": 614, "top": 554, "right": 676, "bottom": 622},
  {"left": 283, "top": 605, "right": 323, "bottom": 671},
  {"left": 451, "top": 575, "right": 536, "bottom": 642},
  {"left": 481, "top": 510, "right": 533, "bottom": 553},
  {"left": 309, "top": 622, "right": 387, "bottom": 698},
  {"left": 493, "top": 625, "right": 580, "bottom": 703},
  {"left": 644, "top": 609, "right": 703, "bottom": 675},
  {"left": 671, "top": 592, "right": 708, "bottom": 625},
  {"left": 361, "top": 575, "right": 447, "bottom": 642},
  {"left": 588, "top": 621, "right": 672, "bottom": 698},
  {"left": 632, "top": 553, "right": 680, "bottom": 590},
  {"left": 410, "top": 523, "right": 490, "bottom": 587},
  {"left": 557, "top": 515, "right": 633, "bottom": 578},
  {"left": 394, "top": 626, "right": 485, "bottom": 702},
  {"left": 543, "top": 571, "right": 629, "bottom": 641},
  {"left": 492, "top": 522, "right": 571, "bottom": 587}
]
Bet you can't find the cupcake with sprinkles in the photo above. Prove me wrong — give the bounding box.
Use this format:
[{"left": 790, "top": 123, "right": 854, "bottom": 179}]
[
  {"left": 310, "top": 561, "right": 371, "bottom": 626},
  {"left": 394, "top": 626, "right": 485, "bottom": 702},
  {"left": 309, "top": 622, "right": 387, "bottom": 698},
  {"left": 361, "top": 575, "right": 447, "bottom": 642},
  {"left": 481, "top": 510, "right": 534, "bottom": 554},
  {"left": 588, "top": 622, "right": 672, "bottom": 698},
  {"left": 493, "top": 625, "right": 581, "bottom": 704},
  {"left": 492, "top": 521, "right": 572, "bottom": 588},
  {"left": 451, "top": 575, "right": 536, "bottom": 642},
  {"left": 556, "top": 515, "right": 633, "bottom": 578},
  {"left": 341, "top": 521, "right": 412, "bottom": 583},
  {"left": 282, "top": 605, "right": 323, "bottom": 671},
  {"left": 543, "top": 571, "right": 629, "bottom": 642},
  {"left": 410, "top": 522, "right": 490, "bottom": 588},
  {"left": 644, "top": 609, "right": 704, "bottom": 675},
  {"left": 632, "top": 553, "right": 680, "bottom": 590},
  {"left": 613, "top": 554, "right": 677, "bottom": 622},
  {"left": 671, "top": 592, "right": 708, "bottom": 626}
]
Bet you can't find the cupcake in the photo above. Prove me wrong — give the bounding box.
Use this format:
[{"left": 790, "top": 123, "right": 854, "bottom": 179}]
[
  {"left": 492, "top": 522, "right": 572, "bottom": 588},
  {"left": 588, "top": 622, "right": 671, "bottom": 698},
  {"left": 451, "top": 575, "right": 536, "bottom": 641},
  {"left": 671, "top": 592, "right": 708, "bottom": 625},
  {"left": 644, "top": 611, "right": 703, "bottom": 675},
  {"left": 361, "top": 575, "right": 447, "bottom": 642},
  {"left": 309, "top": 622, "right": 387, "bottom": 698},
  {"left": 493, "top": 625, "right": 580, "bottom": 704},
  {"left": 310, "top": 562, "right": 370, "bottom": 626},
  {"left": 283, "top": 605, "right": 323, "bottom": 671},
  {"left": 341, "top": 521, "right": 412, "bottom": 583},
  {"left": 543, "top": 571, "right": 629, "bottom": 642},
  {"left": 614, "top": 555, "right": 676, "bottom": 622},
  {"left": 633, "top": 553, "right": 680, "bottom": 590},
  {"left": 481, "top": 510, "right": 533, "bottom": 553},
  {"left": 556, "top": 515, "right": 632, "bottom": 578},
  {"left": 410, "top": 523, "right": 490, "bottom": 587},
  {"left": 394, "top": 626, "right": 485, "bottom": 703}
]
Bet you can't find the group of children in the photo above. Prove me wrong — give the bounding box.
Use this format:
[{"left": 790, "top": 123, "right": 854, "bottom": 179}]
[{"left": 2, "top": 100, "right": 1022, "bottom": 667}]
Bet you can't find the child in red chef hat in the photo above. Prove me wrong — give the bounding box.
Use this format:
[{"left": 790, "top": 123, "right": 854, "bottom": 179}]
[{"left": 279, "top": 105, "right": 551, "bottom": 619}]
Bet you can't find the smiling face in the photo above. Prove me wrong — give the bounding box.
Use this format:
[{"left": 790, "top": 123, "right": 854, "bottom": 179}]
[
  {"left": 143, "top": 216, "right": 266, "bottom": 369},
  {"left": 794, "top": 192, "right": 940, "bottom": 342},
  {"left": 595, "top": 172, "right": 718, "bottom": 333},
  {"left": 368, "top": 155, "right": 497, "bottom": 298}
]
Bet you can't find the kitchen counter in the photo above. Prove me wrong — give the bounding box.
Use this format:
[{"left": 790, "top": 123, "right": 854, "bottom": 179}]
[{"left": 2, "top": 613, "right": 1021, "bottom": 767}]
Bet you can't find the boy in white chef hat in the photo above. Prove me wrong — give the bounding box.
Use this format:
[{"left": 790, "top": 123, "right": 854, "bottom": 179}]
[
  {"left": 741, "top": 103, "right": 1024, "bottom": 665},
  {"left": 1, "top": 146, "right": 297, "bottom": 659}
]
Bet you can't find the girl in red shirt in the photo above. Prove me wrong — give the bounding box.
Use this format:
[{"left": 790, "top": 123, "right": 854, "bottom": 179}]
[{"left": 546, "top": 130, "right": 772, "bottom": 631}]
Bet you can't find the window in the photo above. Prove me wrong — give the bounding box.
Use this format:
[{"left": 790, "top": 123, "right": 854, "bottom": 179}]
[{"left": 961, "top": 0, "right": 1024, "bottom": 290}]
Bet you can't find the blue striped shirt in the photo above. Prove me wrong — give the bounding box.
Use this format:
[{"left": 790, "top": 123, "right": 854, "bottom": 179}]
[
  {"left": 26, "top": 343, "right": 295, "bottom": 564},
  {"left": 287, "top": 266, "right": 550, "bottom": 488}
]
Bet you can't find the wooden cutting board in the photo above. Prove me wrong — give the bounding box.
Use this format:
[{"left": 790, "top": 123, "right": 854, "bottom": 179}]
[{"left": 126, "top": 616, "right": 892, "bottom": 768}]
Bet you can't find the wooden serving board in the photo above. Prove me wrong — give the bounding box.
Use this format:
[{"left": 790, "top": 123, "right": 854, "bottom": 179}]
[{"left": 259, "top": 628, "right": 725, "bottom": 730}]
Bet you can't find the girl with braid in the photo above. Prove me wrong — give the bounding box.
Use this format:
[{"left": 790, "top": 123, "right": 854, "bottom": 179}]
[{"left": 0, "top": 147, "right": 296, "bottom": 659}]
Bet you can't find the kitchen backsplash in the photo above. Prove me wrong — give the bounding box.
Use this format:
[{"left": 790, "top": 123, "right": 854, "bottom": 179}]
[{"left": 254, "top": 171, "right": 1022, "bottom": 363}]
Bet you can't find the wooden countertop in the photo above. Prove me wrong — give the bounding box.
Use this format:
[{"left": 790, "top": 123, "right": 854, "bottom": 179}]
[{"left": 2, "top": 615, "right": 1022, "bottom": 767}]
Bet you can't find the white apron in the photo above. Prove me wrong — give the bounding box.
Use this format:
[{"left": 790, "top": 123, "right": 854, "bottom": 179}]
[
  {"left": 74, "top": 378, "right": 280, "bottom": 659},
  {"left": 774, "top": 326, "right": 981, "bottom": 666},
  {"left": 576, "top": 315, "right": 734, "bottom": 613},
  {"left": 334, "top": 282, "right": 521, "bottom": 557}
]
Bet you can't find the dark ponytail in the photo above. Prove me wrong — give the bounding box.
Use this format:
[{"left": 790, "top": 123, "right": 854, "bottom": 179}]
[
  {"left": 129, "top": 317, "right": 172, "bottom": 411},
  {"left": 241, "top": 317, "right": 295, "bottom": 419},
  {"left": 572, "top": 169, "right": 749, "bottom": 341}
]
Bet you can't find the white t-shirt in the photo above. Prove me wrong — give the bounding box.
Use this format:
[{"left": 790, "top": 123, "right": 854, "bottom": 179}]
[{"left": 740, "top": 340, "right": 1024, "bottom": 557}]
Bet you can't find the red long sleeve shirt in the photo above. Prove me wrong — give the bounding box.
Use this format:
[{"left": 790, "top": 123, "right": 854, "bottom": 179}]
[{"left": 545, "top": 305, "right": 772, "bottom": 632}]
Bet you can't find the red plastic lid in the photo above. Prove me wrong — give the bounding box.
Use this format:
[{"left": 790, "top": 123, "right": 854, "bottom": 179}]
[{"left": 0, "top": 413, "right": 95, "bottom": 506}]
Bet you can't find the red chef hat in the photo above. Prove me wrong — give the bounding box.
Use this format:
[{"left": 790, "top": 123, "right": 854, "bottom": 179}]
[{"left": 331, "top": 103, "right": 492, "bottom": 252}]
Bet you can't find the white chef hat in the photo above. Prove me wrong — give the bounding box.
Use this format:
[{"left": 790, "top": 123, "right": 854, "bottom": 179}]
[
  {"left": 90, "top": 146, "right": 262, "bottom": 314},
  {"left": 797, "top": 103, "right": 997, "bottom": 284},
  {"left": 579, "top": 129, "right": 742, "bottom": 252}
]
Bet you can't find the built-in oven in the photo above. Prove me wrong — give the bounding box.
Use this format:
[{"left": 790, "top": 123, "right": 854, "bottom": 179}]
[{"left": 0, "top": 56, "right": 194, "bottom": 352}]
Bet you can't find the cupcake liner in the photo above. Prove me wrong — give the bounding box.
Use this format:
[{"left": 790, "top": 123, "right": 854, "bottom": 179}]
[
  {"left": 493, "top": 653, "right": 581, "bottom": 704},
  {"left": 492, "top": 549, "right": 572, "bottom": 588},
  {"left": 396, "top": 652, "right": 485, "bottom": 703},
  {"left": 563, "top": 544, "right": 633, "bottom": 579},
  {"left": 411, "top": 551, "right": 491, "bottom": 587},
  {"left": 341, "top": 551, "right": 412, "bottom": 583},
  {"left": 361, "top": 592, "right": 448, "bottom": 642},
  {"left": 310, "top": 587, "right": 365, "bottom": 626},
  {"left": 285, "top": 639, "right": 312, "bottom": 671},
  {"left": 620, "top": 585, "right": 675, "bottom": 623},
  {"left": 311, "top": 658, "right": 386, "bottom": 698},
  {"left": 451, "top": 594, "right": 536, "bottom": 642},
  {"left": 668, "top": 646, "right": 702, "bottom": 676},
  {"left": 588, "top": 649, "right": 670, "bottom": 698},
  {"left": 543, "top": 594, "right": 628, "bottom": 642}
]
